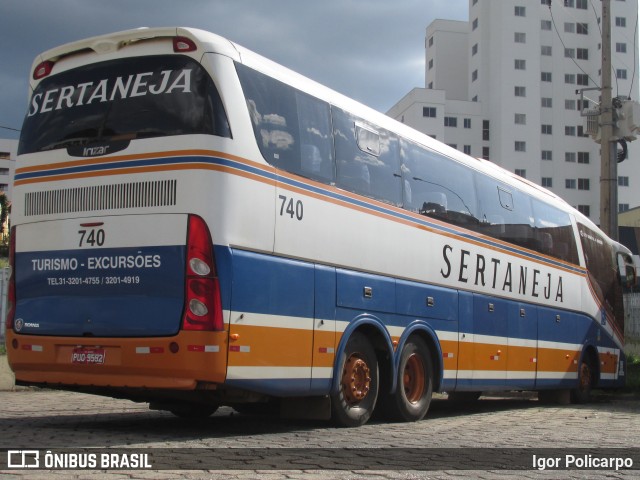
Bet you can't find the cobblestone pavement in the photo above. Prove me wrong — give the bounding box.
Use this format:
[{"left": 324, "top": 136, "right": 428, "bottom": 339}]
[{"left": 0, "top": 389, "right": 638, "bottom": 479}]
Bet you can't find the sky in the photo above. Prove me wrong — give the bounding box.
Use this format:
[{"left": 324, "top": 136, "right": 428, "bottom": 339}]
[{"left": 0, "top": 0, "right": 469, "bottom": 141}]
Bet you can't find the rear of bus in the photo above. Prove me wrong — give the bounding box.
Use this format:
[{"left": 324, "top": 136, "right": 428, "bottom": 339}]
[{"left": 6, "top": 28, "right": 242, "bottom": 412}]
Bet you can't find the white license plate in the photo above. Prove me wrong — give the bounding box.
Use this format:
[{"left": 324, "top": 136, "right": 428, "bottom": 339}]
[{"left": 71, "top": 348, "right": 106, "bottom": 365}]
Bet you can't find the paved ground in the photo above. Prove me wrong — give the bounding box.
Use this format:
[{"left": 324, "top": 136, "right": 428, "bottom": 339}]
[
  {"left": 0, "top": 384, "right": 638, "bottom": 479},
  {"left": 0, "top": 354, "right": 14, "bottom": 390}
]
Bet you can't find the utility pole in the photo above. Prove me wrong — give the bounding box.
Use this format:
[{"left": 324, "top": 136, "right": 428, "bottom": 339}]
[{"left": 600, "top": 0, "right": 618, "bottom": 240}]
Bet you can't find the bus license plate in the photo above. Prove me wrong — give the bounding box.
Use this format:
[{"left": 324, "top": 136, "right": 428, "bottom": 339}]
[{"left": 71, "top": 348, "right": 106, "bottom": 365}]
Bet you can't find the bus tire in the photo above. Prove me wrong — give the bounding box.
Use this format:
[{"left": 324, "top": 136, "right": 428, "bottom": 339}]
[
  {"left": 331, "top": 332, "right": 379, "bottom": 427},
  {"left": 571, "top": 357, "right": 595, "bottom": 404},
  {"left": 381, "top": 336, "right": 433, "bottom": 422}
]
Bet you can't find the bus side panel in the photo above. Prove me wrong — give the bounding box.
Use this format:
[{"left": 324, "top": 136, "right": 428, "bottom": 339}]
[
  {"left": 225, "top": 249, "right": 314, "bottom": 396},
  {"left": 310, "top": 264, "right": 337, "bottom": 394},
  {"left": 536, "top": 306, "right": 580, "bottom": 388}
]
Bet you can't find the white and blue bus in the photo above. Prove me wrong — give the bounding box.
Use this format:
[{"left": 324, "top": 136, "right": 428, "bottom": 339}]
[{"left": 6, "top": 27, "right": 636, "bottom": 426}]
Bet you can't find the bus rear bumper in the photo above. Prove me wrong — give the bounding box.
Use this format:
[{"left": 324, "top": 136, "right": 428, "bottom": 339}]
[{"left": 5, "top": 330, "right": 228, "bottom": 390}]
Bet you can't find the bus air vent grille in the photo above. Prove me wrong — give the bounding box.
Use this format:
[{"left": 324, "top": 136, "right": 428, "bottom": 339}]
[{"left": 24, "top": 180, "right": 177, "bottom": 216}]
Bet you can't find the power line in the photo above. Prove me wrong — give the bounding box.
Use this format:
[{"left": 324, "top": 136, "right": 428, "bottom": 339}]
[
  {"left": 548, "top": 3, "right": 601, "bottom": 89},
  {"left": 0, "top": 125, "right": 20, "bottom": 133},
  {"left": 629, "top": 4, "right": 639, "bottom": 100}
]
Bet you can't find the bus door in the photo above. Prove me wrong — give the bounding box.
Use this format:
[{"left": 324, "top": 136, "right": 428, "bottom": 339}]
[
  {"left": 507, "top": 302, "right": 538, "bottom": 389},
  {"left": 310, "top": 265, "right": 337, "bottom": 394}
]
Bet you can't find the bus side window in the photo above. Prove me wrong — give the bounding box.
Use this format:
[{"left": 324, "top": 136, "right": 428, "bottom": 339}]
[
  {"left": 476, "top": 175, "right": 536, "bottom": 250},
  {"left": 236, "top": 63, "right": 333, "bottom": 184},
  {"left": 333, "top": 108, "right": 402, "bottom": 205},
  {"left": 531, "top": 198, "right": 579, "bottom": 264},
  {"left": 400, "top": 139, "right": 479, "bottom": 227}
]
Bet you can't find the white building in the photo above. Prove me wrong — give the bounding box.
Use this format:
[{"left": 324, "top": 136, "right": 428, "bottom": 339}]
[
  {"left": 388, "top": 0, "right": 639, "bottom": 225},
  {"left": 0, "top": 139, "right": 16, "bottom": 202}
]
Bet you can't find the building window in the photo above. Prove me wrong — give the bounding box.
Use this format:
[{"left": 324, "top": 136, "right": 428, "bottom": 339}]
[
  {"left": 515, "top": 169, "right": 527, "bottom": 178},
  {"left": 515, "top": 6, "right": 526, "bottom": 16},
  {"left": 542, "top": 150, "right": 553, "bottom": 161},
  {"left": 541, "top": 20, "right": 552, "bottom": 31},
  {"left": 541, "top": 45, "right": 552, "bottom": 56},
  {"left": 429, "top": 36, "right": 434, "bottom": 47},
  {"left": 566, "top": 179, "right": 576, "bottom": 189},
  {"left": 464, "top": 118, "right": 471, "bottom": 129},
  {"left": 515, "top": 113, "right": 527, "bottom": 125},
  {"left": 483, "top": 120, "right": 490, "bottom": 141},
  {"left": 616, "top": 43, "right": 627, "bottom": 53},
  {"left": 444, "top": 116, "right": 458, "bottom": 127},
  {"left": 472, "top": 69, "right": 478, "bottom": 81},
  {"left": 515, "top": 59, "right": 526, "bottom": 70},
  {"left": 565, "top": 0, "right": 574, "bottom": 7},
  {"left": 515, "top": 141, "right": 526, "bottom": 152},
  {"left": 576, "top": 0, "right": 587, "bottom": 9},
  {"left": 615, "top": 17, "right": 626, "bottom": 27},
  {"left": 576, "top": 74, "right": 589, "bottom": 85},
  {"left": 565, "top": 48, "right": 575, "bottom": 58},
  {"left": 542, "top": 124, "right": 553, "bottom": 134},
  {"left": 578, "top": 152, "right": 590, "bottom": 164},
  {"left": 542, "top": 177, "right": 553, "bottom": 187},
  {"left": 423, "top": 107, "right": 436, "bottom": 118},
  {"left": 565, "top": 126, "right": 576, "bottom": 136},
  {"left": 617, "top": 69, "right": 628, "bottom": 79},
  {"left": 619, "top": 204, "right": 630, "bottom": 212},
  {"left": 515, "top": 86, "right": 526, "bottom": 97},
  {"left": 428, "top": 59, "right": 433, "bottom": 70},
  {"left": 565, "top": 22, "right": 575, "bottom": 33},
  {"left": 576, "top": 23, "right": 588, "bottom": 35},
  {"left": 515, "top": 32, "right": 526, "bottom": 43},
  {"left": 566, "top": 152, "right": 577, "bottom": 162},
  {"left": 542, "top": 97, "right": 552, "bottom": 108},
  {"left": 577, "top": 48, "right": 589, "bottom": 60},
  {"left": 464, "top": 145, "right": 472, "bottom": 155},
  {"left": 578, "top": 178, "right": 590, "bottom": 190},
  {"left": 566, "top": 99, "right": 576, "bottom": 110},
  {"left": 577, "top": 205, "right": 590, "bottom": 217},
  {"left": 472, "top": 43, "right": 478, "bottom": 55},
  {"left": 619, "top": 176, "right": 630, "bottom": 186},
  {"left": 541, "top": 72, "right": 552, "bottom": 82},
  {"left": 473, "top": 18, "right": 479, "bottom": 30},
  {"left": 482, "top": 147, "right": 490, "bottom": 160}
]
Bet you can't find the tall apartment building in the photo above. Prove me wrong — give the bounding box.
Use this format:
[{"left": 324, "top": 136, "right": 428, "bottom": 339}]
[
  {"left": 388, "top": 0, "right": 639, "bottom": 225},
  {"left": 0, "top": 139, "right": 16, "bottom": 201}
]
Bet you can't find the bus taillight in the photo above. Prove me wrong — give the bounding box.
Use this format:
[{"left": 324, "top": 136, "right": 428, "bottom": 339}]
[
  {"left": 5, "top": 227, "right": 16, "bottom": 330},
  {"left": 182, "top": 215, "right": 223, "bottom": 331},
  {"left": 33, "top": 60, "right": 54, "bottom": 80},
  {"left": 173, "top": 37, "right": 197, "bottom": 53}
]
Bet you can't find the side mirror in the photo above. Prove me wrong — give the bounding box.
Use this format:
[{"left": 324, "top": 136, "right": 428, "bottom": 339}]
[{"left": 617, "top": 253, "right": 637, "bottom": 289}]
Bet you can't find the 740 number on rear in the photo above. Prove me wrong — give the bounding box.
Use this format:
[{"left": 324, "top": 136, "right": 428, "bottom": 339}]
[{"left": 78, "top": 228, "right": 105, "bottom": 247}]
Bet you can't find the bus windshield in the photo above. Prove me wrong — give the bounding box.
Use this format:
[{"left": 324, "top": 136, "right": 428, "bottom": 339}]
[{"left": 19, "top": 55, "right": 231, "bottom": 155}]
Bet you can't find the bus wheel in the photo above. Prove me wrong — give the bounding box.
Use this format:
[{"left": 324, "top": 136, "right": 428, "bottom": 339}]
[
  {"left": 169, "top": 403, "right": 219, "bottom": 419},
  {"left": 331, "top": 332, "right": 379, "bottom": 427},
  {"left": 381, "top": 336, "right": 433, "bottom": 422},
  {"left": 571, "top": 358, "right": 595, "bottom": 404}
]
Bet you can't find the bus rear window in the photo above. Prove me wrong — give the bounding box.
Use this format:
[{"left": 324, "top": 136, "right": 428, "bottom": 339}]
[{"left": 19, "top": 55, "right": 231, "bottom": 155}]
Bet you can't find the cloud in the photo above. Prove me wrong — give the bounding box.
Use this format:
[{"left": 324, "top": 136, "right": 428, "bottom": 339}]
[{"left": 0, "top": 0, "right": 468, "bottom": 139}]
